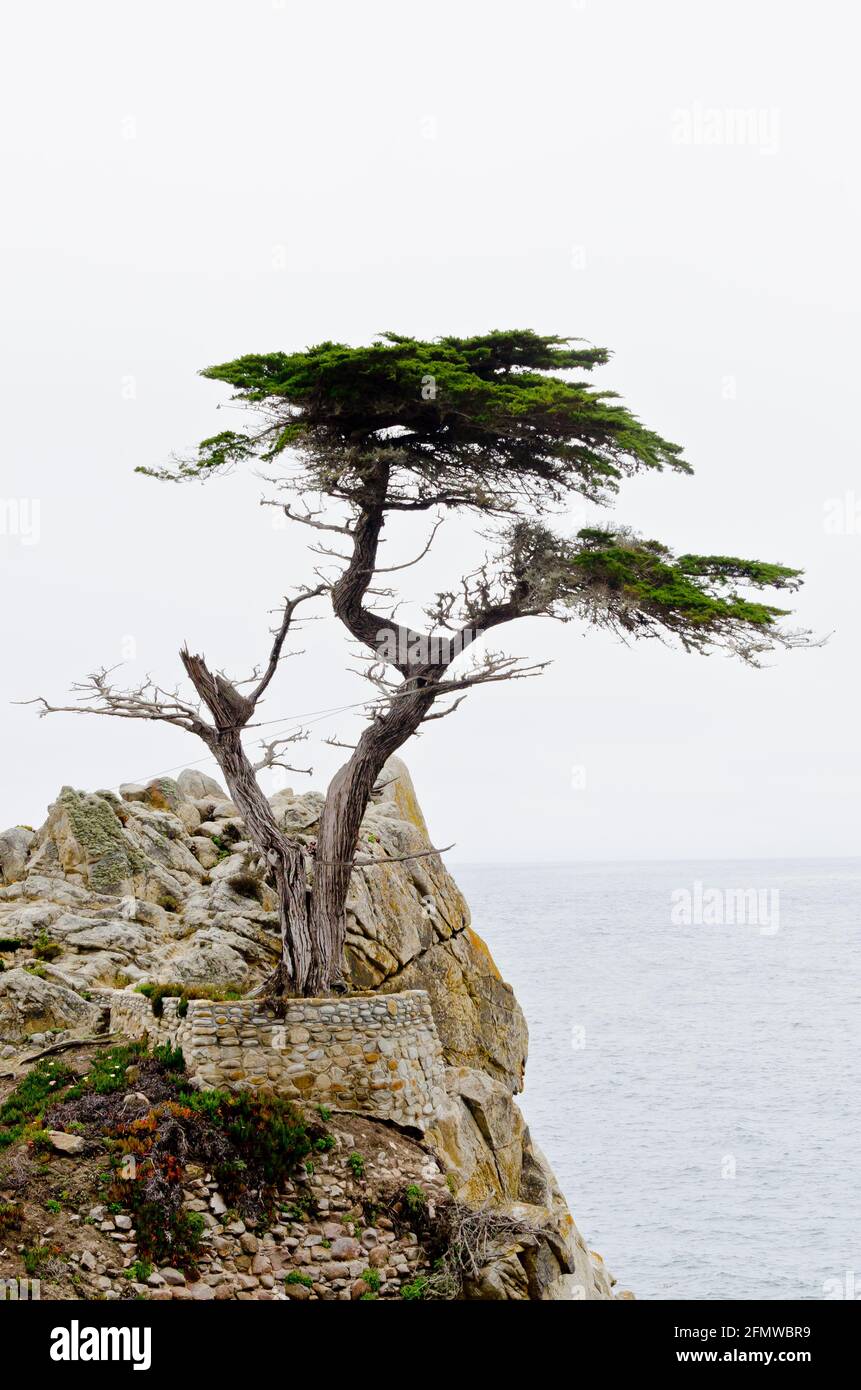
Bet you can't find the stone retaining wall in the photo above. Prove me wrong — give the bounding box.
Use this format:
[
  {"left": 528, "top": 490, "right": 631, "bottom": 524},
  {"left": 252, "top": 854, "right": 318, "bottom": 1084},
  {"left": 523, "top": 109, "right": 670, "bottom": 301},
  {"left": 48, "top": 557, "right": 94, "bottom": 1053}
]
[{"left": 101, "top": 988, "right": 445, "bottom": 1131}]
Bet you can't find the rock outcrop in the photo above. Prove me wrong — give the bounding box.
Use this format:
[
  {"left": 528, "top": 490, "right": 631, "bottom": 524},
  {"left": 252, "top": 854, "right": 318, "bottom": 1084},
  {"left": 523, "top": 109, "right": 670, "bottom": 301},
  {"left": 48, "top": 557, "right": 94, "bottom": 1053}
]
[{"left": 0, "top": 758, "right": 622, "bottom": 1299}]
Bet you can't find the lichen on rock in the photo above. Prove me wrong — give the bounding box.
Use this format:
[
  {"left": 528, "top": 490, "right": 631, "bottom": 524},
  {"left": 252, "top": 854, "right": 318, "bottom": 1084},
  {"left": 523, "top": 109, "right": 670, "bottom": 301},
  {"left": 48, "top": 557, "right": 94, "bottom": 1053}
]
[{"left": 49, "top": 787, "right": 146, "bottom": 894}]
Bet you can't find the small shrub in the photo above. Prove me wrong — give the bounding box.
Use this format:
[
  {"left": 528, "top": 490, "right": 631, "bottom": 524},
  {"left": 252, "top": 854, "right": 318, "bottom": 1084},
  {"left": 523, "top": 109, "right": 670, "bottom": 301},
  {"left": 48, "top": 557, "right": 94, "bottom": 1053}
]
[
  {"left": 23, "top": 1244, "right": 52, "bottom": 1276},
  {"left": 153, "top": 1042, "right": 185, "bottom": 1073},
  {"left": 179, "top": 1088, "right": 320, "bottom": 1199},
  {"left": 285, "top": 1271, "right": 313, "bottom": 1287},
  {"left": 400, "top": 1276, "right": 429, "bottom": 1301},
  {"left": 228, "top": 874, "right": 263, "bottom": 903},
  {"left": 362, "top": 1267, "right": 381, "bottom": 1293},
  {"left": 403, "top": 1183, "right": 426, "bottom": 1215},
  {"left": 33, "top": 929, "right": 63, "bottom": 962},
  {"left": 136, "top": 982, "right": 240, "bottom": 1018},
  {"left": 0, "top": 937, "right": 22, "bottom": 951},
  {"left": 0, "top": 1201, "right": 23, "bottom": 1235},
  {"left": 125, "top": 1259, "right": 154, "bottom": 1283},
  {"left": 347, "top": 1152, "right": 365, "bottom": 1180}
]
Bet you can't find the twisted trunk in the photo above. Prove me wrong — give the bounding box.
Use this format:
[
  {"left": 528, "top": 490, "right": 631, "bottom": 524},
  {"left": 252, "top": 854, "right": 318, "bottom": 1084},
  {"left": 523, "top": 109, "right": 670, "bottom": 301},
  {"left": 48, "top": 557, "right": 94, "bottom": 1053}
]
[
  {"left": 209, "top": 729, "right": 318, "bottom": 994},
  {"left": 180, "top": 648, "right": 320, "bottom": 995},
  {"left": 308, "top": 683, "right": 436, "bottom": 993},
  {"left": 306, "top": 473, "right": 443, "bottom": 991}
]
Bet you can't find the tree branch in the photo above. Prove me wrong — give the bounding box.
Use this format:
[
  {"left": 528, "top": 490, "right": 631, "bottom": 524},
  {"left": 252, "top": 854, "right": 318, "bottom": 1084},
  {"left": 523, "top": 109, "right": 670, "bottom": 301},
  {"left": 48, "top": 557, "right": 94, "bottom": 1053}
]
[{"left": 249, "top": 585, "right": 326, "bottom": 705}]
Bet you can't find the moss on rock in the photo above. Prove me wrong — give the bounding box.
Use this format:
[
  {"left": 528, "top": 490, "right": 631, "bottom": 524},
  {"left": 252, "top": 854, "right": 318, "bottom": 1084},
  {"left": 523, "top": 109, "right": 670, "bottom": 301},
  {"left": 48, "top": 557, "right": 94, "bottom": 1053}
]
[{"left": 56, "top": 788, "right": 146, "bottom": 894}]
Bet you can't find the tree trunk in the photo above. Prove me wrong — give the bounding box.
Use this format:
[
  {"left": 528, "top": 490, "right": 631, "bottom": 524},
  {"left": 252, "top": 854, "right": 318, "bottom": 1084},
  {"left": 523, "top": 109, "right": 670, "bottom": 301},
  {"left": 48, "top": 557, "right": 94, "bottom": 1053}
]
[
  {"left": 178, "top": 648, "right": 320, "bottom": 997},
  {"left": 209, "top": 728, "right": 319, "bottom": 995},
  {"left": 308, "top": 684, "right": 436, "bottom": 992}
]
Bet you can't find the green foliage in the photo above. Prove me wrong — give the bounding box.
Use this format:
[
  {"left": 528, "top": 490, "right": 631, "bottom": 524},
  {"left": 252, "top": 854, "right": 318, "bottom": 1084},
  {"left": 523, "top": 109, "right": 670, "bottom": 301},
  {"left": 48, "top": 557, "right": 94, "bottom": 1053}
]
[
  {"left": 0, "top": 1060, "right": 75, "bottom": 1148},
  {"left": 400, "top": 1276, "right": 429, "bottom": 1301},
  {"left": 285, "top": 1270, "right": 313, "bottom": 1287},
  {"left": 209, "top": 832, "right": 237, "bottom": 859},
  {"left": 33, "top": 929, "right": 63, "bottom": 961},
  {"left": 87, "top": 1043, "right": 148, "bottom": 1095},
  {"left": 403, "top": 1183, "right": 427, "bottom": 1215},
  {"left": 139, "top": 330, "right": 806, "bottom": 661},
  {"left": 279, "top": 1196, "right": 315, "bottom": 1222},
  {"left": 135, "top": 982, "right": 240, "bottom": 1017},
  {"left": 179, "top": 1089, "right": 318, "bottom": 1198},
  {"left": 153, "top": 1042, "right": 185, "bottom": 1073},
  {"left": 23, "top": 1244, "right": 52, "bottom": 1276},
  {"left": 362, "top": 1267, "right": 381, "bottom": 1292},
  {"left": 563, "top": 526, "right": 803, "bottom": 654},
  {"left": 131, "top": 1198, "right": 205, "bottom": 1272},
  {"left": 347, "top": 1151, "right": 365, "bottom": 1180},
  {"left": 140, "top": 331, "right": 687, "bottom": 505},
  {"left": 0, "top": 937, "right": 23, "bottom": 951},
  {"left": 125, "top": 1258, "right": 153, "bottom": 1283},
  {"left": 0, "top": 1200, "right": 23, "bottom": 1234}
]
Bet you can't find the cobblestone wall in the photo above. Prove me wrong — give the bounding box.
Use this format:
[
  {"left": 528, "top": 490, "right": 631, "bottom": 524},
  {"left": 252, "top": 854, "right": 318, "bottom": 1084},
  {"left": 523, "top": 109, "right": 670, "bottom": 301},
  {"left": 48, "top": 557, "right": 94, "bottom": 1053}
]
[{"left": 101, "top": 988, "right": 445, "bottom": 1131}]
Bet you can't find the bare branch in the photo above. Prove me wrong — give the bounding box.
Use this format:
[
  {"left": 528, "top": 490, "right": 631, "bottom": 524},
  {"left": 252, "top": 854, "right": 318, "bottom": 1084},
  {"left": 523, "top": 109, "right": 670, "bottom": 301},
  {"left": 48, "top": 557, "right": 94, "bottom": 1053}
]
[
  {"left": 249, "top": 584, "right": 326, "bottom": 705},
  {"left": 369, "top": 515, "right": 444, "bottom": 574},
  {"left": 261, "top": 497, "right": 354, "bottom": 536},
  {"left": 17, "top": 667, "right": 208, "bottom": 736},
  {"left": 319, "top": 842, "right": 456, "bottom": 868},
  {"left": 252, "top": 729, "right": 313, "bottom": 776},
  {"left": 435, "top": 653, "right": 551, "bottom": 694},
  {"left": 421, "top": 694, "right": 469, "bottom": 723}
]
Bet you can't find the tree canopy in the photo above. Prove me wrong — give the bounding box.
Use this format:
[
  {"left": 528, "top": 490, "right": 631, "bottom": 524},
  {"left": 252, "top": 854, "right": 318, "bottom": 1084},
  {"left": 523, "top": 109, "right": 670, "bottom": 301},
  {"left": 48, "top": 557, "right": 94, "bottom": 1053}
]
[
  {"left": 140, "top": 329, "right": 805, "bottom": 662},
  {"left": 141, "top": 329, "right": 689, "bottom": 507}
]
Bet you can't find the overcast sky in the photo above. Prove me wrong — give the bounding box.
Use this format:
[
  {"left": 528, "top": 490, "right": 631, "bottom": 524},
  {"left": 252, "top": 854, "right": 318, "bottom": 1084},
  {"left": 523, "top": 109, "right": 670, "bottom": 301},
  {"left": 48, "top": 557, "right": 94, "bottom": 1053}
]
[{"left": 1, "top": 0, "right": 858, "bottom": 862}]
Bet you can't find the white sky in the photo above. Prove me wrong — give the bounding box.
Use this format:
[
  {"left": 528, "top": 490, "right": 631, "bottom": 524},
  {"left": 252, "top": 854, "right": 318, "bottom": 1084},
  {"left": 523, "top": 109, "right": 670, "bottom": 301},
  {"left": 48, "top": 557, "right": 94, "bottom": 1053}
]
[{"left": 1, "top": 0, "right": 858, "bottom": 861}]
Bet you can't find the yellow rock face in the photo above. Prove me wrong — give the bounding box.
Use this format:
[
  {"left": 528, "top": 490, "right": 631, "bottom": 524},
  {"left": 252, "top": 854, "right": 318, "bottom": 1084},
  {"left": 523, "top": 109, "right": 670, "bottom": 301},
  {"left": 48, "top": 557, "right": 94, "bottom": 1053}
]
[{"left": 343, "top": 757, "right": 528, "bottom": 1094}]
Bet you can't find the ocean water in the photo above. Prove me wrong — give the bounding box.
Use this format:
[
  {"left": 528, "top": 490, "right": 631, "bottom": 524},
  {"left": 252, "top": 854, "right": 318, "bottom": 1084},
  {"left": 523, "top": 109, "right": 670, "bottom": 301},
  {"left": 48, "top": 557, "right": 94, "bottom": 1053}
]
[{"left": 452, "top": 859, "right": 861, "bottom": 1301}]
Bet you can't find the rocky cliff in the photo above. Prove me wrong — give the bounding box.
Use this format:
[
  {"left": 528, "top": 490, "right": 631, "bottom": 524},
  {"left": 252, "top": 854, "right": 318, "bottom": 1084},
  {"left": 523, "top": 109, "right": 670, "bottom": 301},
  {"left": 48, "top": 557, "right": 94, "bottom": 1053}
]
[{"left": 0, "top": 759, "right": 626, "bottom": 1300}]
